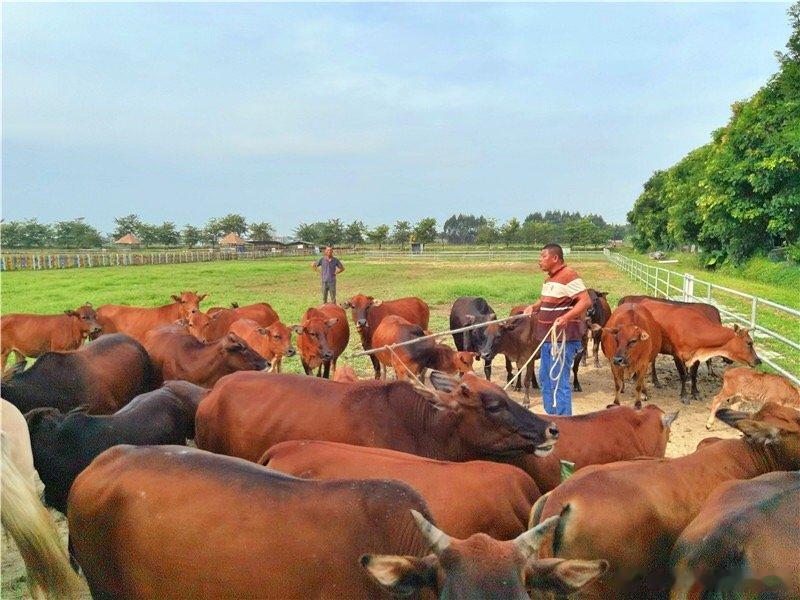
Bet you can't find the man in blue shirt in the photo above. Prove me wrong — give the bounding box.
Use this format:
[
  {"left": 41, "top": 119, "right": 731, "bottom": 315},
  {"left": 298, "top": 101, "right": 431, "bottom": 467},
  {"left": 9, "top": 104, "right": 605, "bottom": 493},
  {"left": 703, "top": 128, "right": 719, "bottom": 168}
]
[{"left": 312, "top": 246, "right": 345, "bottom": 304}]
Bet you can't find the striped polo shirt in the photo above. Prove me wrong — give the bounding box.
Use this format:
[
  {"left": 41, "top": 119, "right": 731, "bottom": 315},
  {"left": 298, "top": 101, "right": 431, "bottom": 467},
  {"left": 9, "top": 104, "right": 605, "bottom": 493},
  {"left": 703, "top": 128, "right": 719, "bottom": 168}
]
[{"left": 535, "top": 264, "right": 588, "bottom": 341}]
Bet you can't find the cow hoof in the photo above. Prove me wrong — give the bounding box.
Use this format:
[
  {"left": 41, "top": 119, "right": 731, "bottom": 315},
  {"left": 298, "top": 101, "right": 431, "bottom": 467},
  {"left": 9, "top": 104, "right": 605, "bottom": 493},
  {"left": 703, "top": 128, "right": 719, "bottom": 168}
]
[
  {"left": 705, "top": 424, "right": 712, "bottom": 430},
  {"left": 573, "top": 384, "right": 582, "bottom": 393},
  {"left": 681, "top": 397, "right": 692, "bottom": 405},
  {"left": 634, "top": 401, "right": 642, "bottom": 409}
]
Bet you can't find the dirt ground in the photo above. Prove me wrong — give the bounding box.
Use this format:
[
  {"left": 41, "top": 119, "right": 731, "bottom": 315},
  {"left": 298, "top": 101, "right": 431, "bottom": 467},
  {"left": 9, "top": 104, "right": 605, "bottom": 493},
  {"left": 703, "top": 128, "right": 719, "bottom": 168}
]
[{"left": 1, "top": 351, "right": 740, "bottom": 599}]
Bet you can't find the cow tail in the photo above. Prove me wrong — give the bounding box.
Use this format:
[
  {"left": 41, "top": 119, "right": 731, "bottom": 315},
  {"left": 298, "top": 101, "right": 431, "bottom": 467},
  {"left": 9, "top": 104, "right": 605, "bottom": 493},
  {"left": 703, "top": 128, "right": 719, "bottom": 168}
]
[{"left": 1, "top": 434, "right": 84, "bottom": 599}]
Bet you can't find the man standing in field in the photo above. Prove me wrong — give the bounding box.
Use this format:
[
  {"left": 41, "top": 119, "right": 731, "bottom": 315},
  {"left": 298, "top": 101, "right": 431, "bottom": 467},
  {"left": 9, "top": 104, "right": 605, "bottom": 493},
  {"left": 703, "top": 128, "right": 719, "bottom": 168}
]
[
  {"left": 312, "top": 246, "right": 345, "bottom": 304},
  {"left": 524, "top": 243, "right": 591, "bottom": 415}
]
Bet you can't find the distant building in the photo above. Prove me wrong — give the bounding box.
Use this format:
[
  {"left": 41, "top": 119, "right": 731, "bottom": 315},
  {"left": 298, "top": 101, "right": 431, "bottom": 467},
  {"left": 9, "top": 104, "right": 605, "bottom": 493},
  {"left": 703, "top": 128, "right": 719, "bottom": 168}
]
[
  {"left": 249, "top": 239, "right": 315, "bottom": 253},
  {"left": 219, "top": 232, "right": 249, "bottom": 252},
  {"left": 115, "top": 233, "right": 141, "bottom": 248}
]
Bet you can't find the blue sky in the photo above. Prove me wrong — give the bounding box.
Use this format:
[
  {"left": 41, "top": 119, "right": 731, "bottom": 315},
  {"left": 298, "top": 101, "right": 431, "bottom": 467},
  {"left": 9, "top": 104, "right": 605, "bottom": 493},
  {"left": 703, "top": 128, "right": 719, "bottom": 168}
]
[{"left": 2, "top": 3, "right": 792, "bottom": 235}]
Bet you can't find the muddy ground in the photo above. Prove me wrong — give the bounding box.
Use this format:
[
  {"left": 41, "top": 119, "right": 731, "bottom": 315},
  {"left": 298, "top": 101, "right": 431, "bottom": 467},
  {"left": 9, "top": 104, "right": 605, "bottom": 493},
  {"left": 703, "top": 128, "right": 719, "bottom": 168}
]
[{"left": 1, "top": 352, "right": 740, "bottom": 598}]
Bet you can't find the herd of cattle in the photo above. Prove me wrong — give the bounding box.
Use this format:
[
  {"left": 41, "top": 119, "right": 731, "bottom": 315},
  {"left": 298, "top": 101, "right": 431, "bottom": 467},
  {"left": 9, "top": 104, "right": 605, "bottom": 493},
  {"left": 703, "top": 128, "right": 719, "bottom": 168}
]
[{"left": 1, "top": 289, "right": 799, "bottom": 599}]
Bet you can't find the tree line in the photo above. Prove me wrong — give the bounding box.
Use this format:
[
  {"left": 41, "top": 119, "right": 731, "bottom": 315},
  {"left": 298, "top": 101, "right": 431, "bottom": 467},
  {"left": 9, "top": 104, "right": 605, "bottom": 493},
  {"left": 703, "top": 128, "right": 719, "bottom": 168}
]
[
  {"left": 1, "top": 210, "right": 627, "bottom": 250},
  {"left": 628, "top": 3, "right": 800, "bottom": 265}
]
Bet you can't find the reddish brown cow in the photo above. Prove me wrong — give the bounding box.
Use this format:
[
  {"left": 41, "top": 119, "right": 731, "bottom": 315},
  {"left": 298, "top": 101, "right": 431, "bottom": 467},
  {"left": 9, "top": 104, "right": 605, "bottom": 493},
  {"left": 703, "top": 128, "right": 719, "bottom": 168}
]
[
  {"left": 228, "top": 319, "right": 296, "bottom": 372},
  {"left": 371, "top": 315, "right": 475, "bottom": 380},
  {"left": 343, "top": 294, "right": 430, "bottom": 379},
  {"left": 705, "top": 366, "right": 799, "bottom": 429},
  {"left": 625, "top": 299, "right": 760, "bottom": 403},
  {"left": 261, "top": 440, "right": 540, "bottom": 540},
  {"left": 332, "top": 364, "right": 360, "bottom": 383},
  {"left": 670, "top": 471, "right": 800, "bottom": 598},
  {"left": 187, "top": 302, "right": 279, "bottom": 342},
  {"left": 507, "top": 404, "right": 678, "bottom": 493},
  {"left": 96, "top": 291, "right": 206, "bottom": 343},
  {"left": 600, "top": 303, "right": 662, "bottom": 408},
  {"left": 144, "top": 325, "right": 267, "bottom": 387},
  {"left": 530, "top": 403, "right": 800, "bottom": 598},
  {"left": 68, "top": 445, "right": 600, "bottom": 600},
  {"left": 294, "top": 304, "right": 349, "bottom": 379},
  {"left": 195, "top": 370, "right": 559, "bottom": 463},
  {"left": 1, "top": 304, "right": 101, "bottom": 368}
]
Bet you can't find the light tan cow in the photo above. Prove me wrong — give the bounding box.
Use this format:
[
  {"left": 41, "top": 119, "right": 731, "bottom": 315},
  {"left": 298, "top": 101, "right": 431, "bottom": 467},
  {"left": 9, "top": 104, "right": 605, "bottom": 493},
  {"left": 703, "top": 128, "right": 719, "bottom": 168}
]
[{"left": 706, "top": 367, "right": 799, "bottom": 429}]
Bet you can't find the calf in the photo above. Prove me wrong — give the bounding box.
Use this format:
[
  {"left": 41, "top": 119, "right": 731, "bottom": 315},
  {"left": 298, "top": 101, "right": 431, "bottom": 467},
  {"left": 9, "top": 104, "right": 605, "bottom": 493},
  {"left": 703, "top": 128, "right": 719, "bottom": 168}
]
[
  {"left": 144, "top": 325, "right": 267, "bottom": 387},
  {"left": 372, "top": 315, "right": 475, "bottom": 380},
  {"left": 96, "top": 291, "right": 206, "bottom": 343},
  {"left": 600, "top": 303, "right": 662, "bottom": 407},
  {"left": 706, "top": 366, "right": 799, "bottom": 429},
  {"left": 294, "top": 304, "right": 349, "bottom": 378},
  {"left": 450, "top": 296, "right": 498, "bottom": 379},
  {"left": 187, "top": 302, "right": 279, "bottom": 342},
  {"left": 333, "top": 364, "right": 361, "bottom": 383},
  {"left": 671, "top": 471, "right": 800, "bottom": 598},
  {"left": 507, "top": 404, "right": 677, "bottom": 492},
  {"left": 584, "top": 290, "right": 611, "bottom": 368},
  {"left": 531, "top": 402, "right": 800, "bottom": 598},
  {"left": 195, "top": 370, "right": 559, "bottom": 463},
  {"left": 1, "top": 333, "right": 156, "bottom": 414},
  {"left": 68, "top": 444, "right": 602, "bottom": 600},
  {"left": 1, "top": 303, "right": 101, "bottom": 368},
  {"left": 228, "top": 319, "right": 296, "bottom": 372},
  {"left": 261, "top": 440, "right": 540, "bottom": 540},
  {"left": 344, "top": 294, "right": 430, "bottom": 379},
  {"left": 25, "top": 382, "right": 205, "bottom": 513}
]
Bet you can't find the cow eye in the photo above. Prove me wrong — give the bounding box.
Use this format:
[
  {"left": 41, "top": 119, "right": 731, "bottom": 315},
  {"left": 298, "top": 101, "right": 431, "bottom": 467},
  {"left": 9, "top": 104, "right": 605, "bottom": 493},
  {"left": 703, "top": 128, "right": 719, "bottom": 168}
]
[{"left": 485, "top": 401, "right": 503, "bottom": 412}]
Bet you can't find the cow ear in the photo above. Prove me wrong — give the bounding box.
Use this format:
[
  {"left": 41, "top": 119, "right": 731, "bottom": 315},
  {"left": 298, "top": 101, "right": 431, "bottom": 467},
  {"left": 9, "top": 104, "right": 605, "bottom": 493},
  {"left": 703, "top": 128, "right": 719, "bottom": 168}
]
[
  {"left": 463, "top": 315, "right": 476, "bottom": 325},
  {"left": 360, "top": 554, "right": 437, "bottom": 597},
  {"left": 198, "top": 294, "right": 208, "bottom": 302},
  {"left": 661, "top": 411, "right": 679, "bottom": 428},
  {"left": 597, "top": 292, "right": 609, "bottom": 298},
  {"left": 325, "top": 318, "right": 339, "bottom": 329},
  {"left": 257, "top": 327, "right": 268, "bottom": 335},
  {"left": 65, "top": 310, "right": 78, "bottom": 316},
  {"left": 639, "top": 331, "right": 650, "bottom": 341},
  {"left": 734, "top": 419, "right": 781, "bottom": 445},
  {"left": 84, "top": 301, "right": 93, "bottom": 307},
  {"left": 428, "top": 371, "right": 459, "bottom": 394},
  {"left": 341, "top": 301, "right": 352, "bottom": 309},
  {"left": 602, "top": 327, "right": 619, "bottom": 335},
  {"left": 525, "top": 558, "right": 609, "bottom": 594},
  {"left": 589, "top": 323, "right": 603, "bottom": 332},
  {"left": 732, "top": 323, "right": 740, "bottom": 333},
  {"left": 489, "top": 313, "right": 497, "bottom": 321},
  {"left": 291, "top": 325, "right": 304, "bottom": 335},
  {"left": 372, "top": 299, "right": 382, "bottom": 307},
  {"left": 171, "top": 295, "right": 181, "bottom": 302}
]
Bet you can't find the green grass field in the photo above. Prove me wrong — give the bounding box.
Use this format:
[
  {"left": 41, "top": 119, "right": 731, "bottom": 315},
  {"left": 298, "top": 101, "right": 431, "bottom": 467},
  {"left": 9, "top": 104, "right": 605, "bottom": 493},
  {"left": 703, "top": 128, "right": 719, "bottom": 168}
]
[{"left": 1, "top": 255, "right": 796, "bottom": 377}]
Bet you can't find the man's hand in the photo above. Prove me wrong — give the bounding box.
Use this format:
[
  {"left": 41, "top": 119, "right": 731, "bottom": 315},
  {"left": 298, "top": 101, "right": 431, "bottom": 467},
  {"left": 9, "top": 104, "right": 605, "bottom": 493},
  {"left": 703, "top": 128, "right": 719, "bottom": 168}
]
[
  {"left": 523, "top": 304, "right": 538, "bottom": 316},
  {"left": 553, "top": 316, "right": 565, "bottom": 329}
]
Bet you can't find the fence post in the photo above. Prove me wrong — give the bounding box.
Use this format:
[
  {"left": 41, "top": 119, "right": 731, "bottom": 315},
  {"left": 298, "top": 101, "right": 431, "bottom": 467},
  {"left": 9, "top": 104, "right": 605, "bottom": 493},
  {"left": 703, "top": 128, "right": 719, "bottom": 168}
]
[
  {"left": 750, "top": 297, "right": 758, "bottom": 328},
  {"left": 683, "top": 273, "right": 694, "bottom": 301}
]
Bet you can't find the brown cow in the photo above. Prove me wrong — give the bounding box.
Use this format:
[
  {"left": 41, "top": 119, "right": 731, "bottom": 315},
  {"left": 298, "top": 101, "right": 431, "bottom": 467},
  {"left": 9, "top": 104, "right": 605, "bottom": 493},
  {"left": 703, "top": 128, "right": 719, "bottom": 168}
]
[
  {"left": 228, "top": 319, "right": 296, "bottom": 372},
  {"left": 294, "top": 304, "right": 350, "bottom": 378},
  {"left": 705, "top": 366, "right": 799, "bottom": 429},
  {"left": 144, "top": 325, "right": 267, "bottom": 387},
  {"left": 343, "top": 294, "right": 430, "bottom": 379},
  {"left": 96, "top": 291, "right": 206, "bottom": 343},
  {"left": 371, "top": 315, "right": 474, "bottom": 380},
  {"left": 585, "top": 290, "right": 611, "bottom": 368},
  {"left": 195, "top": 370, "right": 559, "bottom": 463},
  {"left": 1, "top": 304, "right": 101, "bottom": 368},
  {"left": 333, "top": 364, "right": 361, "bottom": 383},
  {"left": 1, "top": 334, "right": 156, "bottom": 414},
  {"left": 619, "top": 296, "right": 733, "bottom": 395},
  {"left": 507, "top": 404, "right": 678, "bottom": 493},
  {"left": 187, "top": 302, "right": 279, "bottom": 342},
  {"left": 261, "top": 440, "right": 540, "bottom": 540},
  {"left": 624, "top": 299, "right": 760, "bottom": 403},
  {"left": 670, "top": 471, "right": 800, "bottom": 598},
  {"left": 600, "top": 303, "right": 662, "bottom": 408},
  {"left": 68, "top": 445, "right": 599, "bottom": 600},
  {"left": 530, "top": 403, "right": 800, "bottom": 598}
]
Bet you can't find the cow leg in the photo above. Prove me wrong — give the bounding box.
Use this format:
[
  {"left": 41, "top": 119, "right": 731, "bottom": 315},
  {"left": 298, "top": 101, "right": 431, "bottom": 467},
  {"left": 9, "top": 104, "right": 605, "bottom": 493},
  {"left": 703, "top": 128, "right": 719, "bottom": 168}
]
[
  {"left": 370, "top": 354, "right": 381, "bottom": 379},
  {"left": 572, "top": 351, "right": 582, "bottom": 392},
  {"left": 581, "top": 335, "right": 588, "bottom": 367},
  {"left": 690, "top": 361, "right": 700, "bottom": 400},
  {"left": 322, "top": 361, "right": 331, "bottom": 379},
  {"left": 651, "top": 362, "right": 662, "bottom": 388},
  {"left": 706, "top": 359, "right": 716, "bottom": 378},
  {"left": 419, "top": 367, "right": 427, "bottom": 384},
  {"left": 529, "top": 357, "right": 539, "bottom": 389},
  {"left": 706, "top": 392, "right": 731, "bottom": 429},
  {"left": 634, "top": 369, "right": 648, "bottom": 409},
  {"left": 505, "top": 356, "right": 514, "bottom": 383},
  {"left": 301, "top": 360, "right": 312, "bottom": 376},
  {"left": 611, "top": 365, "right": 623, "bottom": 405},
  {"left": 593, "top": 333, "right": 601, "bottom": 368},
  {"left": 675, "top": 357, "right": 691, "bottom": 404},
  {"left": 275, "top": 358, "right": 282, "bottom": 373}
]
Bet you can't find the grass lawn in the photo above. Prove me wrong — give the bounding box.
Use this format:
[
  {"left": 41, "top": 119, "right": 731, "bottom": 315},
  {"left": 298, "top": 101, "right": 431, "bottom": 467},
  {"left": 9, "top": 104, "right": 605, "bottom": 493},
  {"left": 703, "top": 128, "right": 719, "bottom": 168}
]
[{"left": 1, "top": 255, "right": 795, "bottom": 377}]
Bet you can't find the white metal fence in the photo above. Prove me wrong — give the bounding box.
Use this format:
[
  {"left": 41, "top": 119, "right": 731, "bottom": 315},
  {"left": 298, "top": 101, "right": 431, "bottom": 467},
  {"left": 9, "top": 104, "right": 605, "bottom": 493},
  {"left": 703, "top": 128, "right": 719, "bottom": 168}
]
[
  {"left": 363, "top": 249, "right": 608, "bottom": 260},
  {"left": 604, "top": 250, "right": 800, "bottom": 385}
]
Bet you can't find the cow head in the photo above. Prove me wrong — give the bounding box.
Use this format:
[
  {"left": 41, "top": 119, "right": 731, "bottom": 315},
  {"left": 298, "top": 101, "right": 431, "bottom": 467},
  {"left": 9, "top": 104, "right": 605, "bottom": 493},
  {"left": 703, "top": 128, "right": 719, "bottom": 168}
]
[
  {"left": 186, "top": 309, "right": 214, "bottom": 342},
  {"left": 455, "top": 351, "right": 477, "bottom": 375},
  {"left": 25, "top": 407, "right": 68, "bottom": 439},
  {"left": 220, "top": 333, "right": 269, "bottom": 372},
  {"left": 586, "top": 290, "right": 608, "bottom": 320},
  {"left": 716, "top": 402, "right": 800, "bottom": 469},
  {"left": 258, "top": 321, "right": 296, "bottom": 360},
  {"left": 361, "top": 510, "right": 608, "bottom": 599},
  {"left": 66, "top": 303, "right": 102, "bottom": 339},
  {"left": 342, "top": 294, "right": 381, "bottom": 331},
  {"left": 476, "top": 318, "right": 518, "bottom": 364},
  {"left": 602, "top": 325, "right": 649, "bottom": 367},
  {"left": 293, "top": 317, "right": 339, "bottom": 365},
  {"left": 171, "top": 291, "right": 207, "bottom": 319},
  {"left": 427, "top": 371, "right": 558, "bottom": 458},
  {"left": 727, "top": 324, "right": 761, "bottom": 367}
]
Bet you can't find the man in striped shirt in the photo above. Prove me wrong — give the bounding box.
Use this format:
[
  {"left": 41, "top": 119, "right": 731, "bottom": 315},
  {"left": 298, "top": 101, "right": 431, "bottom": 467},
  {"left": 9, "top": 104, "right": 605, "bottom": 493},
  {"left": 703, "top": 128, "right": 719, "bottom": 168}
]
[{"left": 523, "top": 243, "right": 592, "bottom": 415}]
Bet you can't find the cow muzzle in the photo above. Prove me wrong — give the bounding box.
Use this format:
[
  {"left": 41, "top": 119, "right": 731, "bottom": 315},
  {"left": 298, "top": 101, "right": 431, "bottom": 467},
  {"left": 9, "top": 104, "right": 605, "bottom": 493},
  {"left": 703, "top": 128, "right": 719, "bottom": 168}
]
[
  {"left": 754, "top": 356, "right": 763, "bottom": 366},
  {"left": 357, "top": 319, "right": 368, "bottom": 329},
  {"left": 533, "top": 423, "right": 559, "bottom": 457},
  {"left": 259, "top": 359, "right": 271, "bottom": 371},
  {"left": 612, "top": 356, "right": 627, "bottom": 367},
  {"left": 285, "top": 347, "right": 297, "bottom": 357},
  {"left": 322, "top": 351, "right": 333, "bottom": 361}
]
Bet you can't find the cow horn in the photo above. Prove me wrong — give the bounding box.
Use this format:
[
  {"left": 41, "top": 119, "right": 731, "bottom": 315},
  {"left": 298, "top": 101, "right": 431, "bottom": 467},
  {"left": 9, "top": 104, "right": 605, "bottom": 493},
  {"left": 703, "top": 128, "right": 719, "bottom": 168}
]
[
  {"left": 662, "top": 411, "right": 679, "bottom": 428},
  {"left": 515, "top": 515, "right": 560, "bottom": 559},
  {"left": 411, "top": 510, "right": 451, "bottom": 555}
]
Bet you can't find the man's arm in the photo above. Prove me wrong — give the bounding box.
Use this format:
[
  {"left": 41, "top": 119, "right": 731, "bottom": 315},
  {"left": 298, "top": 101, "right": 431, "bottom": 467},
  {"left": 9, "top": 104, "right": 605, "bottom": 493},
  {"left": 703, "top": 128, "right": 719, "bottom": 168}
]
[
  {"left": 311, "top": 259, "right": 320, "bottom": 273},
  {"left": 554, "top": 289, "right": 592, "bottom": 328},
  {"left": 523, "top": 298, "right": 542, "bottom": 316},
  {"left": 335, "top": 259, "right": 345, "bottom": 275}
]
